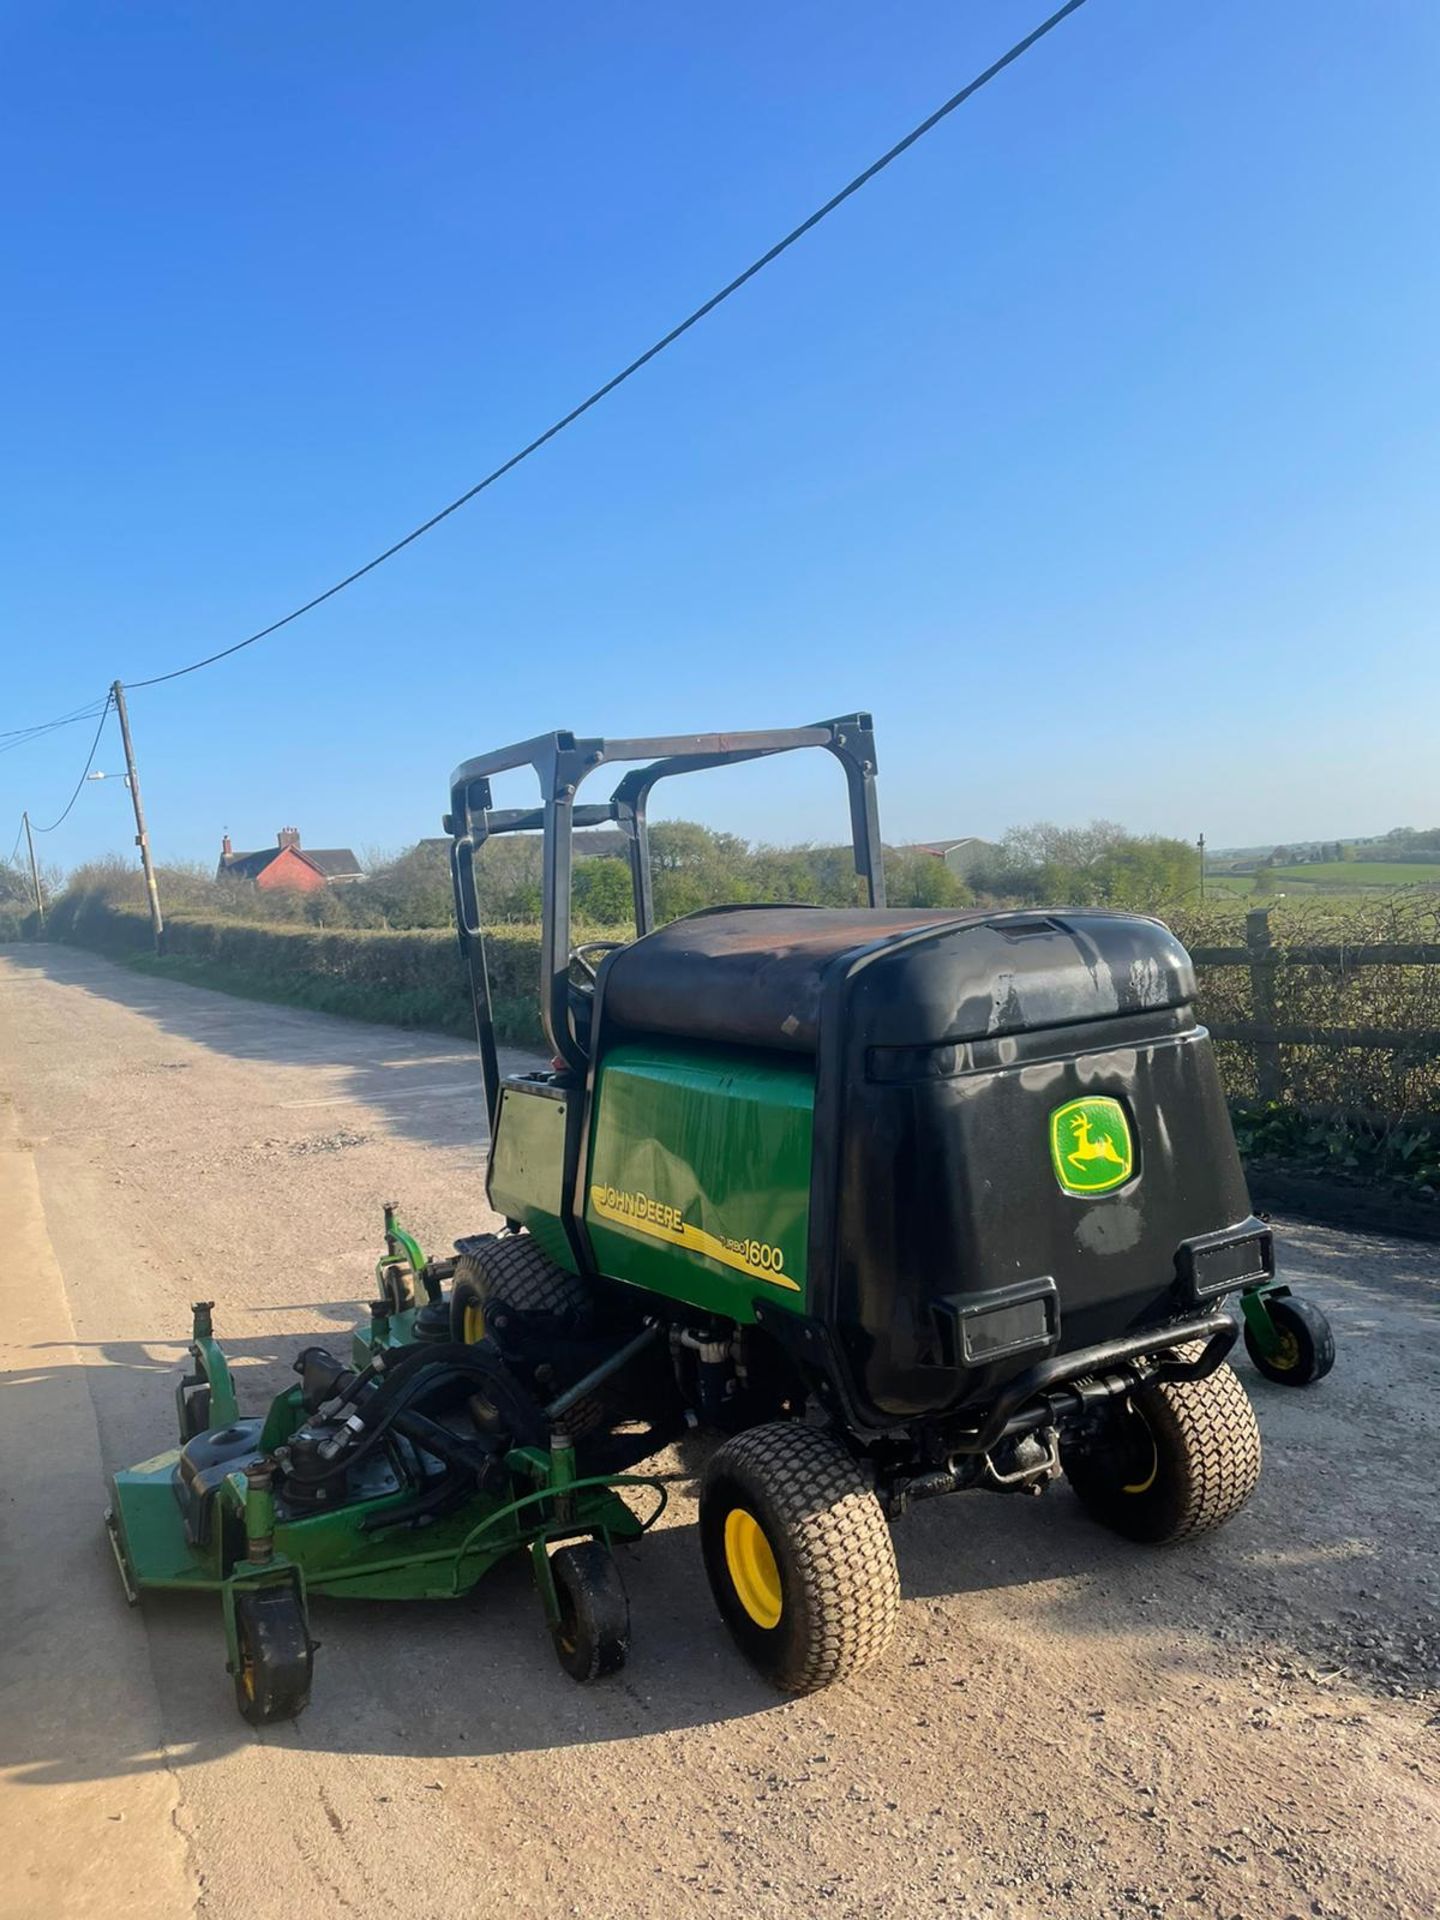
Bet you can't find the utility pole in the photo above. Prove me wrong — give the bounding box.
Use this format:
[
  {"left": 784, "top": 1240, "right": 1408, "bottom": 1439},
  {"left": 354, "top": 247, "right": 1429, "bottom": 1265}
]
[
  {"left": 21, "top": 810, "right": 44, "bottom": 925},
  {"left": 1197, "top": 832, "right": 1206, "bottom": 904},
  {"left": 111, "top": 680, "right": 164, "bottom": 954}
]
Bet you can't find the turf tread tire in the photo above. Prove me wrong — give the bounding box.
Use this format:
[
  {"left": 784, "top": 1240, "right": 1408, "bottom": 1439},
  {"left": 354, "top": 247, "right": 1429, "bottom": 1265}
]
[
  {"left": 452, "top": 1233, "right": 591, "bottom": 1323},
  {"left": 701, "top": 1422, "right": 899, "bottom": 1694},
  {"left": 1064, "top": 1352, "right": 1262, "bottom": 1545},
  {"left": 450, "top": 1234, "right": 603, "bottom": 1435}
]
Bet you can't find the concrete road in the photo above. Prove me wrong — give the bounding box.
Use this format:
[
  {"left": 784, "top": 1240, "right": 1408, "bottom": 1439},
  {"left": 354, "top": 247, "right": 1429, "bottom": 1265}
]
[{"left": 0, "top": 944, "right": 1436, "bottom": 1920}]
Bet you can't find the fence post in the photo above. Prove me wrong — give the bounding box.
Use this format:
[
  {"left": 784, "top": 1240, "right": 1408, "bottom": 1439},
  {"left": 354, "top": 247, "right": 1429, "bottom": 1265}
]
[{"left": 1245, "top": 906, "right": 1282, "bottom": 1103}]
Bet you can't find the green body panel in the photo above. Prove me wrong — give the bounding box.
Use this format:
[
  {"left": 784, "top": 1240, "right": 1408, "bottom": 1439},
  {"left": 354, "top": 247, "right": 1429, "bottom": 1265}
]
[
  {"left": 585, "top": 1042, "right": 815, "bottom": 1322},
  {"left": 486, "top": 1082, "right": 578, "bottom": 1271}
]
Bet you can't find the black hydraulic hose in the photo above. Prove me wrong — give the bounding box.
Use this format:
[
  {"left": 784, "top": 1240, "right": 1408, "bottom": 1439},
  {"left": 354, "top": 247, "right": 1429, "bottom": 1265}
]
[{"left": 288, "top": 1353, "right": 517, "bottom": 1489}]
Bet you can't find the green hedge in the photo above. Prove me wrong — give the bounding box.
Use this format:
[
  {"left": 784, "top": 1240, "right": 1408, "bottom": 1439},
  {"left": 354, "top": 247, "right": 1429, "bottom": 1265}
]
[{"left": 46, "top": 900, "right": 548, "bottom": 1044}]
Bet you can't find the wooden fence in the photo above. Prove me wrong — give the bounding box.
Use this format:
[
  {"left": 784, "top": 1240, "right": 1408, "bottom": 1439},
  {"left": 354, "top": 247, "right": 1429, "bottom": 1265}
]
[{"left": 1189, "top": 907, "right": 1440, "bottom": 1116}]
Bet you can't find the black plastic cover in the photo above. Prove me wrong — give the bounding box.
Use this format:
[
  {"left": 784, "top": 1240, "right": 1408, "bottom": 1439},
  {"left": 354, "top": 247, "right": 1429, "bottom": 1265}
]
[{"left": 600, "top": 905, "right": 1195, "bottom": 1054}]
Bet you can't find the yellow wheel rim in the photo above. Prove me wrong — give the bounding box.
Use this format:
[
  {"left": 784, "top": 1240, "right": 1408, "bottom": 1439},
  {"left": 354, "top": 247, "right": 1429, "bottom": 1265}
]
[
  {"left": 1270, "top": 1331, "right": 1300, "bottom": 1371},
  {"left": 1121, "top": 1422, "right": 1159, "bottom": 1496},
  {"left": 462, "top": 1301, "right": 485, "bottom": 1344},
  {"left": 724, "top": 1507, "right": 783, "bottom": 1629}
]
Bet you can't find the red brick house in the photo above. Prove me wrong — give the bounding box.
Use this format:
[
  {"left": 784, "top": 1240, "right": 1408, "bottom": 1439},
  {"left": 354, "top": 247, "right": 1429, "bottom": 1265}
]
[{"left": 218, "top": 828, "right": 364, "bottom": 893}]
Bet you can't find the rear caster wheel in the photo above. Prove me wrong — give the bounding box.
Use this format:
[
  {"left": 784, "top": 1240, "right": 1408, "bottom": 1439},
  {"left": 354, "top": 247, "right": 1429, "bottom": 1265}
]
[
  {"left": 178, "top": 1385, "right": 211, "bottom": 1442},
  {"left": 232, "top": 1586, "right": 314, "bottom": 1726},
  {"left": 700, "top": 1422, "right": 899, "bottom": 1694},
  {"left": 1243, "top": 1294, "right": 1335, "bottom": 1386},
  {"left": 549, "top": 1541, "right": 629, "bottom": 1682},
  {"left": 1062, "top": 1356, "right": 1262, "bottom": 1545}
]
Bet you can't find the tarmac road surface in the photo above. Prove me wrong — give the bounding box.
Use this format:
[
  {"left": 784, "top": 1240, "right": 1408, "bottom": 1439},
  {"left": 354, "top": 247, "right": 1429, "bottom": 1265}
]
[{"left": 0, "top": 943, "right": 1436, "bottom": 1920}]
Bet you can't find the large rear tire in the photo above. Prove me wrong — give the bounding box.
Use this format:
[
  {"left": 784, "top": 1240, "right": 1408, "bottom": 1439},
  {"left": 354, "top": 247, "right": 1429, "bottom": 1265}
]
[
  {"left": 700, "top": 1423, "right": 899, "bottom": 1694},
  {"left": 1062, "top": 1356, "right": 1262, "bottom": 1545}
]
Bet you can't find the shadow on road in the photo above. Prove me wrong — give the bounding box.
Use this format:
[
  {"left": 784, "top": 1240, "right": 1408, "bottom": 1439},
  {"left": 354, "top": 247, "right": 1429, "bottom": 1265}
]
[
  {"left": 3, "top": 1334, "right": 1435, "bottom": 1792},
  {"left": 1, "top": 944, "right": 518, "bottom": 1158}
]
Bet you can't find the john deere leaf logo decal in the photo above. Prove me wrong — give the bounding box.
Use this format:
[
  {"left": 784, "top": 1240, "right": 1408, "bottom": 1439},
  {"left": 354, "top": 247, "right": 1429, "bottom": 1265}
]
[{"left": 1049, "top": 1097, "right": 1134, "bottom": 1196}]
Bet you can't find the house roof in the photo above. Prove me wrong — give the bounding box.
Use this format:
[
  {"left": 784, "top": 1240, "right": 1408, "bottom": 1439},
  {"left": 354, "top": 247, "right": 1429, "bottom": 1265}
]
[
  {"left": 220, "top": 845, "right": 362, "bottom": 881},
  {"left": 908, "top": 838, "right": 989, "bottom": 857},
  {"left": 300, "top": 848, "right": 364, "bottom": 879},
  {"left": 220, "top": 848, "right": 283, "bottom": 881}
]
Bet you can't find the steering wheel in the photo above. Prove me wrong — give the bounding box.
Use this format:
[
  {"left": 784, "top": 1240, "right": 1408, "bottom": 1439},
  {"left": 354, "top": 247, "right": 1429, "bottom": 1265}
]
[{"left": 569, "top": 939, "right": 627, "bottom": 987}]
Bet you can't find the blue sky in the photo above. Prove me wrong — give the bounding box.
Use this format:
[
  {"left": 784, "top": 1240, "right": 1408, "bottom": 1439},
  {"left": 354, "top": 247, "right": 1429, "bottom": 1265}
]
[{"left": 3, "top": 0, "right": 1437, "bottom": 870}]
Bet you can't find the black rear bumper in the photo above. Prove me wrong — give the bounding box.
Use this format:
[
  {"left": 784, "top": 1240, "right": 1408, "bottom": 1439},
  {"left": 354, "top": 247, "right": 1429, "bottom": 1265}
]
[{"left": 943, "top": 1306, "right": 1238, "bottom": 1456}]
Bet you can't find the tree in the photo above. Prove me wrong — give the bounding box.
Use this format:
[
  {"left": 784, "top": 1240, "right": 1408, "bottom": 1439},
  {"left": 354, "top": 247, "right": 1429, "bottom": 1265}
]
[
  {"left": 573, "top": 857, "right": 633, "bottom": 926},
  {"left": 884, "top": 849, "right": 971, "bottom": 908},
  {"left": 970, "top": 820, "right": 1197, "bottom": 912}
]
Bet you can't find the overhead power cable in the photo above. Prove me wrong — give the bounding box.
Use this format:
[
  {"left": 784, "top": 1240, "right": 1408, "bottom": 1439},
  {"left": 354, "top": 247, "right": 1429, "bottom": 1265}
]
[
  {"left": 30, "top": 694, "right": 113, "bottom": 833},
  {"left": 0, "top": 697, "right": 109, "bottom": 754},
  {"left": 123, "top": 0, "right": 1090, "bottom": 691}
]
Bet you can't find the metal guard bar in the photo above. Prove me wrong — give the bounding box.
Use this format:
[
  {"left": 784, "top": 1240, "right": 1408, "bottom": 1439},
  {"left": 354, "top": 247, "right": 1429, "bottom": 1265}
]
[{"left": 948, "top": 1308, "right": 1239, "bottom": 1457}]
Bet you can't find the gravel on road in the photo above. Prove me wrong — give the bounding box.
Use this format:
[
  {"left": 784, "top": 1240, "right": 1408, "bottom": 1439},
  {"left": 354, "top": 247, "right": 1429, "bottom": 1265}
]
[{"left": 1, "top": 944, "right": 1436, "bottom": 1920}]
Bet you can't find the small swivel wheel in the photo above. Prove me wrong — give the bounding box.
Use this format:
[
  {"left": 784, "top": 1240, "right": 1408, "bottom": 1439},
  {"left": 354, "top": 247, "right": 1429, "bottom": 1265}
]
[
  {"left": 548, "top": 1541, "right": 629, "bottom": 1682},
  {"left": 232, "top": 1586, "right": 314, "bottom": 1726},
  {"left": 178, "top": 1384, "right": 211, "bottom": 1442},
  {"left": 1244, "top": 1293, "right": 1335, "bottom": 1387}
]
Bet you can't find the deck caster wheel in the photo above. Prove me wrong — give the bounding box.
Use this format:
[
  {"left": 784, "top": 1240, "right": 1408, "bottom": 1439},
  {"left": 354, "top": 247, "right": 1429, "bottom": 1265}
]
[
  {"left": 700, "top": 1422, "right": 900, "bottom": 1694},
  {"left": 1061, "top": 1356, "right": 1262, "bottom": 1545},
  {"left": 178, "top": 1385, "right": 211, "bottom": 1442},
  {"left": 549, "top": 1541, "right": 629, "bottom": 1682},
  {"left": 1243, "top": 1295, "right": 1335, "bottom": 1387},
  {"left": 232, "top": 1586, "right": 314, "bottom": 1726}
]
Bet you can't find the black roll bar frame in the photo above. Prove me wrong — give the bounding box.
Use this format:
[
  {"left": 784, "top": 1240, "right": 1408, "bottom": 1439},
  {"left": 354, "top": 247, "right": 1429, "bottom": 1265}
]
[{"left": 443, "top": 715, "right": 885, "bottom": 1133}]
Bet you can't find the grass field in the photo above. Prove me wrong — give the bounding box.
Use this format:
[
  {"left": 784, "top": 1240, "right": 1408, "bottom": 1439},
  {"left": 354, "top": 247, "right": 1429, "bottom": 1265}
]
[{"left": 1275, "top": 862, "right": 1440, "bottom": 888}]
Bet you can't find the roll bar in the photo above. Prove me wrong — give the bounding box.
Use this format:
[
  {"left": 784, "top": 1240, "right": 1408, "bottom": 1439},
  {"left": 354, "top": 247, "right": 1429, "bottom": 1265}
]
[{"left": 444, "top": 715, "right": 885, "bottom": 1133}]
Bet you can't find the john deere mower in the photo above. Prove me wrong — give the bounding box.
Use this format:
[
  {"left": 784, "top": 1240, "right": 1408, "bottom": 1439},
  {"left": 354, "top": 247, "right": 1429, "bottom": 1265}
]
[{"left": 106, "top": 715, "right": 1330, "bottom": 1721}]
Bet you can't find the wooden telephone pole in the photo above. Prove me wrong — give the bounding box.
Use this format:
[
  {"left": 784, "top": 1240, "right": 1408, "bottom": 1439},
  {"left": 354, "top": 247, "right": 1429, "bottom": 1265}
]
[
  {"left": 21, "top": 810, "right": 44, "bottom": 925},
  {"left": 111, "top": 680, "right": 165, "bottom": 954}
]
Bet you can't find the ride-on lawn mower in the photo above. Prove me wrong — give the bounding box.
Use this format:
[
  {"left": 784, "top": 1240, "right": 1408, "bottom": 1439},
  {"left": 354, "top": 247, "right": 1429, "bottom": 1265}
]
[{"left": 106, "top": 715, "right": 1331, "bottom": 1722}]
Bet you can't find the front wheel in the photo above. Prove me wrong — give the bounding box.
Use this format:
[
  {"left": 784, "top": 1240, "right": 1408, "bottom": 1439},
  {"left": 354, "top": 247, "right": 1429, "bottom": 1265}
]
[
  {"left": 1061, "top": 1357, "right": 1261, "bottom": 1545},
  {"left": 549, "top": 1541, "right": 629, "bottom": 1682},
  {"left": 232, "top": 1585, "right": 313, "bottom": 1726},
  {"left": 1244, "top": 1294, "right": 1335, "bottom": 1387},
  {"left": 700, "top": 1423, "right": 899, "bottom": 1694}
]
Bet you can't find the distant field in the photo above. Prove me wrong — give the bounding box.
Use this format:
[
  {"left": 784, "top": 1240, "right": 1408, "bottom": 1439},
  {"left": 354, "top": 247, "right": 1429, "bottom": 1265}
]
[{"left": 1275, "top": 862, "right": 1440, "bottom": 888}]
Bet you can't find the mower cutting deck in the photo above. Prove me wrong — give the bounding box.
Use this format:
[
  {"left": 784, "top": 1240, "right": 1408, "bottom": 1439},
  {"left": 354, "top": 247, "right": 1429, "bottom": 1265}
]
[{"left": 106, "top": 1220, "right": 665, "bottom": 1724}]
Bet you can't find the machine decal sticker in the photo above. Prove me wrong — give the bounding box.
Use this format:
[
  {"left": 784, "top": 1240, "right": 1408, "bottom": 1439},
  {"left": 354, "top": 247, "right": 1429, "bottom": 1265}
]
[
  {"left": 589, "top": 1184, "right": 800, "bottom": 1290},
  {"left": 1048, "top": 1096, "right": 1134, "bottom": 1196}
]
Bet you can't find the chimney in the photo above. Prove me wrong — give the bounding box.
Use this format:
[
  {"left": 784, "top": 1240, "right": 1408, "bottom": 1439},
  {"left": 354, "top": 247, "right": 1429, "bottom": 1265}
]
[
  {"left": 277, "top": 827, "right": 301, "bottom": 851},
  {"left": 221, "top": 834, "right": 232, "bottom": 860}
]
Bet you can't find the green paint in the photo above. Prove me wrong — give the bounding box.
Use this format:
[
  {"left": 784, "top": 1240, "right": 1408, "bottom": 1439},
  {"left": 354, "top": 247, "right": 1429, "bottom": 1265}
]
[
  {"left": 487, "top": 1082, "right": 578, "bottom": 1271},
  {"left": 108, "top": 1433, "right": 658, "bottom": 1605},
  {"left": 1049, "top": 1096, "right": 1134, "bottom": 1196},
  {"left": 586, "top": 1043, "right": 814, "bottom": 1321},
  {"left": 1238, "top": 1280, "right": 1291, "bottom": 1358}
]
